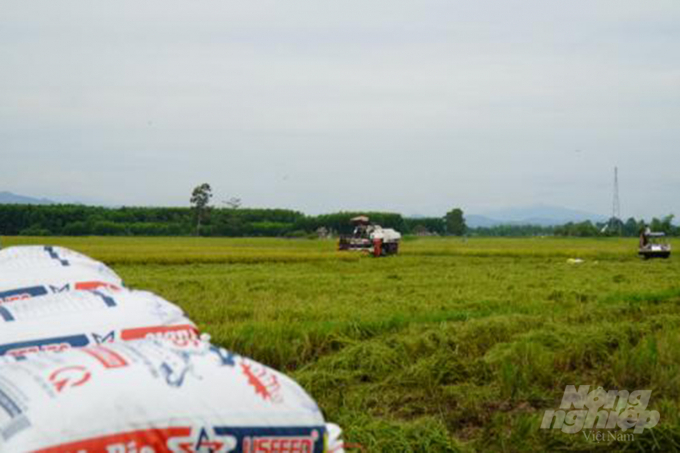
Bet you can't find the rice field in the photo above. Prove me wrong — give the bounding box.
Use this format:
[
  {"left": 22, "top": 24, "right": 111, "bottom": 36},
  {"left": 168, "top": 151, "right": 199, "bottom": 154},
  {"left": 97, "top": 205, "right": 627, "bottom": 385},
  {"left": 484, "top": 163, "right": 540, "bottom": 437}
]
[{"left": 3, "top": 235, "right": 680, "bottom": 452}]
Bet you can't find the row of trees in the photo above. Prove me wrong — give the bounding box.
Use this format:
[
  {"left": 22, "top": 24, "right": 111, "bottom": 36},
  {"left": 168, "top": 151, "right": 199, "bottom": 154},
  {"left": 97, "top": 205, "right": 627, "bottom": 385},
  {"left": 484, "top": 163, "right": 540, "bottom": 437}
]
[
  {"left": 185, "top": 184, "right": 469, "bottom": 237},
  {"left": 467, "top": 216, "right": 679, "bottom": 238},
  {"left": 553, "top": 215, "right": 677, "bottom": 237},
  {"left": 0, "top": 204, "right": 470, "bottom": 239},
  {"left": 2, "top": 203, "right": 676, "bottom": 238},
  {"left": 0, "top": 204, "right": 312, "bottom": 237},
  {"left": 0, "top": 183, "right": 673, "bottom": 237}
]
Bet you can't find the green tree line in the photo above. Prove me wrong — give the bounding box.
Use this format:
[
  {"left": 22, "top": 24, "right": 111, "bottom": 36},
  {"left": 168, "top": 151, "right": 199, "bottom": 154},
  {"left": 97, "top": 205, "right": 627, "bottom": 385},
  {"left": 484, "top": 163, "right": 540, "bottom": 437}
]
[
  {"left": 0, "top": 205, "right": 409, "bottom": 237},
  {"left": 0, "top": 204, "right": 676, "bottom": 238}
]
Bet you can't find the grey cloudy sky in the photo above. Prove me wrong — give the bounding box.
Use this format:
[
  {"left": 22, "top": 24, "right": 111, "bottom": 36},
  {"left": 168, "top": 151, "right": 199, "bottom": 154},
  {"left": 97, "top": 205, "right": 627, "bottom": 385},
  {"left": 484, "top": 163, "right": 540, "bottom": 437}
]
[{"left": 2, "top": 1, "right": 679, "bottom": 218}]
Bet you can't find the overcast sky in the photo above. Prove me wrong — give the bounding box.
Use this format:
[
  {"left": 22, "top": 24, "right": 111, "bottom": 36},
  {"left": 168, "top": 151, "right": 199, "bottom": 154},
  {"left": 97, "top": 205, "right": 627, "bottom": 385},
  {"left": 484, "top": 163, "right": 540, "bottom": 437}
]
[{"left": 1, "top": 1, "right": 678, "bottom": 218}]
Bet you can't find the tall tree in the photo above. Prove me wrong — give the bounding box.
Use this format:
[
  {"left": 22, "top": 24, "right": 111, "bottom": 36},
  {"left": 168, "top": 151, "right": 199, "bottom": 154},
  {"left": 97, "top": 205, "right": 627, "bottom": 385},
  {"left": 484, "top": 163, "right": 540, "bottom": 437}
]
[
  {"left": 190, "top": 183, "right": 213, "bottom": 235},
  {"left": 623, "top": 217, "right": 639, "bottom": 237},
  {"left": 445, "top": 208, "right": 467, "bottom": 236},
  {"left": 651, "top": 214, "right": 675, "bottom": 234}
]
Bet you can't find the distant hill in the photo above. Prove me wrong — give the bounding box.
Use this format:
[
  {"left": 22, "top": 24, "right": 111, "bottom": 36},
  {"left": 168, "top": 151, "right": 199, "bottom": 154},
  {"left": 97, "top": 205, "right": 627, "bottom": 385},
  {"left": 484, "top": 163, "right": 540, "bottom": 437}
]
[
  {"left": 0, "top": 191, "right": 56, "bottom": 205},
  {"left": 467, "top": 205, "right": 607, "bottom": 228},
  {"left": 465, "top": 215, "right": 502, "bottom": 228}
]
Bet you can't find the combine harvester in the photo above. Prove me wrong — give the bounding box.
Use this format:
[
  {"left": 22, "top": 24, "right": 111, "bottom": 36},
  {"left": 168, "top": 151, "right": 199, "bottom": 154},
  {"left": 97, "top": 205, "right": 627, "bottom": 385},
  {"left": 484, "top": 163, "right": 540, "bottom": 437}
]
[
  {"left": 639, "top": 229, "right": 672, "bottom": 259},
  {"left": 338, "top": 216, "right": 401, "bottom": 257}
]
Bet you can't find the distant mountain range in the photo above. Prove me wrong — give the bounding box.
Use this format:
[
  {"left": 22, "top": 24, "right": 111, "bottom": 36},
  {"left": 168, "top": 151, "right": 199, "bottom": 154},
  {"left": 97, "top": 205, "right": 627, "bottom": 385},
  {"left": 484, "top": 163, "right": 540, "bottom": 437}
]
[
  {"left": 467, "top": 205, "right": 608, "bottom": 228},
  {"left": 0, "top": 191, "right": 56, "bottom": 205}
]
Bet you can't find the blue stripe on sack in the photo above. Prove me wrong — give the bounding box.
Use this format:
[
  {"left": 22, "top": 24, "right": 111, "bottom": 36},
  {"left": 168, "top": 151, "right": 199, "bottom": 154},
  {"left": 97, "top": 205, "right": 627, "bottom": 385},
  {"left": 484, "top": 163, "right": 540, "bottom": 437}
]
[
  {"left": 92, "top": 290, "right": 117, "bottom": 307},
  {"left": 0, "top": 335, "right": 90, "bottom": 356},
  {"left": 0, "top": 286, "right": 48, "bottom": 302},
  {"left": 0, "top": 306, "right": 14, "bottom": 322},
  {"left": 44, "top": 246, "right": 70, "bottom": 266},
  {"left": 0, "top": 387, "right": 22, "bottom": 418}
]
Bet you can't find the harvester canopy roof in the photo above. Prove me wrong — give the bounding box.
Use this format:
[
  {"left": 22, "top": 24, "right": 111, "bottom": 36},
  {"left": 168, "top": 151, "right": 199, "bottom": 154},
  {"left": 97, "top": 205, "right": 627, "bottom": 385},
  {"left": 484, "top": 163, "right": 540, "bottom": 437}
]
[
  {"left": 350, "top": 216, "right": 370, "bottom": 224},
  {"left": 646, "top": 232, "right": 667, "bottom": 237}
]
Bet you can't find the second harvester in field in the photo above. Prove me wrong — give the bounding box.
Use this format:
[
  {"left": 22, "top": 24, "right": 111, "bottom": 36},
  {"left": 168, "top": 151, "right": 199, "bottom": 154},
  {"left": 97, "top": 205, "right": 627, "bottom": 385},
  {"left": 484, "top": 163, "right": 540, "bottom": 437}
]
[
  {"left": 639, "top": 228, "right": 672, "bottom": 259},
  {"left": 338, "top": 216, "right": 401, "bottom": 257}
]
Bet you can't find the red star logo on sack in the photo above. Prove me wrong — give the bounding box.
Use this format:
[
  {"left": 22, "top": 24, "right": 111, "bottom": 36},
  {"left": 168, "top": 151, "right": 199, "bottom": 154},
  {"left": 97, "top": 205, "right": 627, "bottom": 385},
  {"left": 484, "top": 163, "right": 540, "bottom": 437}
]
[
  {"left": 240, "top": 360, "right": 283, "bottom": 403},
  {"left": 172, "top": 427, "right": 235, "bottom": 453}
]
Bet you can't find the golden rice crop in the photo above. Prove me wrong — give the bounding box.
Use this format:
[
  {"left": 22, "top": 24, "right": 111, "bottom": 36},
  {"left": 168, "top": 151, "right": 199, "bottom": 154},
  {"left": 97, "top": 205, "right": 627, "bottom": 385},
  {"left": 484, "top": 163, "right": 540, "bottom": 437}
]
[{"left": 3, "top": 235, "right": 679, "bottom": 451}]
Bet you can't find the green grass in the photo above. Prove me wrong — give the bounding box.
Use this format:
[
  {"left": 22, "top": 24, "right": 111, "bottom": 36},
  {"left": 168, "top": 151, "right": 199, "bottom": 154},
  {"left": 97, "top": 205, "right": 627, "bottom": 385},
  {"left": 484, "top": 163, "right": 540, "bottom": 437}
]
[{"left": 3, "top": 236, "right": 680, "bottom": 451}]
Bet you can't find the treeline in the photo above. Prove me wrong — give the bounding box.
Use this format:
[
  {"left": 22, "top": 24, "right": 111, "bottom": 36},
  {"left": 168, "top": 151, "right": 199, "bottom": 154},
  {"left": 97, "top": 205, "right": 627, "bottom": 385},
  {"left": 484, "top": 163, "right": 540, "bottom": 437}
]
[
  {"left": 470, "top": 224, "right": 555, "bottom": 237},
  {"left": 553, "top": 215, "right": 678, "bottom": 237},
  {"left": 469, "top": 215, "right": 679, "bottom": 237},
  {"left": 0, "top": 204, "right": 676, "bottom": 238},
  {"left": 0, "top": 205, "right": 412, "bottom": 237}
]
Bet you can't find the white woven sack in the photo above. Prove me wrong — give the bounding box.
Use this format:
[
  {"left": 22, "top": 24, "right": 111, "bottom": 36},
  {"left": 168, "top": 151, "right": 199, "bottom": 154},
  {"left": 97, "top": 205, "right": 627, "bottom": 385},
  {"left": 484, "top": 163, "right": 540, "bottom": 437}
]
[
  {"left": 0, "top": 246, "right": 99, "bottom": 267},
  {"left": 0, "top": 339, "right": 333, "bottom": 452},
  {"left": 0, "top": 246, "right": 119, "bottom": 277},
  {"left": 0, "top": 288, "right": 197, "bottom": 357},
  {"left": 0, "top": 262, "right": 122, "bottom": 304}
]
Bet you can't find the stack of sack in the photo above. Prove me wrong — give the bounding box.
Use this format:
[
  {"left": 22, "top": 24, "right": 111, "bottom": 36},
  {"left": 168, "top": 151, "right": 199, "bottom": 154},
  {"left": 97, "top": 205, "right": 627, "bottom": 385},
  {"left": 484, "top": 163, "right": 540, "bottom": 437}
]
[
  {"left": 0, "top": 246, "right": 122, "bottom": 304},
  {"left": 0, "top": 245, "right": 344, "bottom": 452}
]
